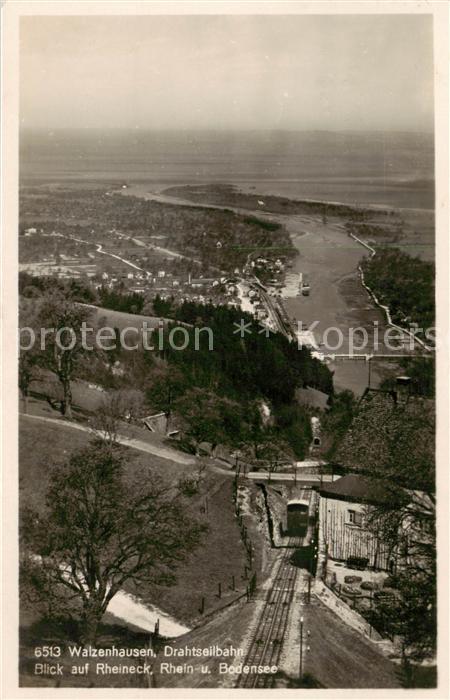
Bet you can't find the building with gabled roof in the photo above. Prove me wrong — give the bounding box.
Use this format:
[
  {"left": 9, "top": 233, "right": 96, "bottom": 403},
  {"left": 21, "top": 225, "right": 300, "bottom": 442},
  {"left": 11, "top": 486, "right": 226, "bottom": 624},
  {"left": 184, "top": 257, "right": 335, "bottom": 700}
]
[
  {"left": 319, "top": 474, "right": 396, "bottom": 505},
  {"left": 319, "top": 474, "right": 405, "bottom": 571}
]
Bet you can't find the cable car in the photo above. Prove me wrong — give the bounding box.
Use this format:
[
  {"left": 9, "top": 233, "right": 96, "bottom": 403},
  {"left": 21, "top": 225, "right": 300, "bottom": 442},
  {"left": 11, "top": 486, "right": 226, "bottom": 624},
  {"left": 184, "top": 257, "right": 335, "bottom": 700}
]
[{"left": 287, "top": 498, "right": 309, "bottom": 536}]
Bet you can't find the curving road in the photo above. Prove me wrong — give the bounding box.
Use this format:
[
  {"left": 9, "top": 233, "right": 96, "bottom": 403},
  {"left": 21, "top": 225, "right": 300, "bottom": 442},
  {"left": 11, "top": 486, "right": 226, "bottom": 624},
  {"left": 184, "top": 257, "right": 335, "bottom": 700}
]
[{"left": 20, "top": 412, "right": 195, "bottom": 465}]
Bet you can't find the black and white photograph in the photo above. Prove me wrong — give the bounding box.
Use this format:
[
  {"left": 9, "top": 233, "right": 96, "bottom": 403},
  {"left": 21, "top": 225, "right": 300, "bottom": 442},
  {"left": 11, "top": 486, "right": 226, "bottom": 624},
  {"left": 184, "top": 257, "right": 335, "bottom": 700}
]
[{"left": 1, "top": 1, "right": 448, "bottom": 696}]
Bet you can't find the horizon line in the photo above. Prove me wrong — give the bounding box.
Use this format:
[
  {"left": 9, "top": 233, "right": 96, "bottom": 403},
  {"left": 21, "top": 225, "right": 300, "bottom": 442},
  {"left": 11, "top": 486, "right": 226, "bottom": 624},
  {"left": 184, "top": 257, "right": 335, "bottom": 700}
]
[{"left": 19, "top": 126, "right": 435, "bottom": 136}]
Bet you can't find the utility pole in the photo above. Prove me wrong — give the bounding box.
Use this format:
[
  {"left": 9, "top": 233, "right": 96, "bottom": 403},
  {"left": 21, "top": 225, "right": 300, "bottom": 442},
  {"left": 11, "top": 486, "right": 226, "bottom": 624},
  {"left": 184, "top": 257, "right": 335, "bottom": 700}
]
[{"left": 299, "top": 616, "right": 304, "bottom": 679}]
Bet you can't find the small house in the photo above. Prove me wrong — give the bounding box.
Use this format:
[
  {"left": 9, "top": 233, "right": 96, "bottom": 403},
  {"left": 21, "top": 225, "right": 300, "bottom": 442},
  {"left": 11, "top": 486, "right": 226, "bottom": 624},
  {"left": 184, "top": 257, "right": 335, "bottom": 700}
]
[
  {"left": 319, "top": 474, "right": 401, "bottom": 571},
  {"left": 142, "top": 412, "right": 179, "bottom": 438}
]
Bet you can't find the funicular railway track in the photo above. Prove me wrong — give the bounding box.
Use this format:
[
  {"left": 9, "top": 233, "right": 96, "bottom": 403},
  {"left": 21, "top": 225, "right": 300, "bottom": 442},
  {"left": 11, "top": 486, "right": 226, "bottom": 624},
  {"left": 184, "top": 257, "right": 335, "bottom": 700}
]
[{"left": 236, "top": 490, "right": 313, "bottom": 688}]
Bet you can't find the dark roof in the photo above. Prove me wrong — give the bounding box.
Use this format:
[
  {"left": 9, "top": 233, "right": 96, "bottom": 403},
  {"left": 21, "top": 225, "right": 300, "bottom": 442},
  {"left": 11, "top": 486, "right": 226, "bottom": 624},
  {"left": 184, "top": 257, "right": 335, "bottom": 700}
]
[
  {"left": 335, "top": 389, "right": 434, "bottom": 476},
  {"left": 319, "top": 474, "right": 400, "bottom": 506}
]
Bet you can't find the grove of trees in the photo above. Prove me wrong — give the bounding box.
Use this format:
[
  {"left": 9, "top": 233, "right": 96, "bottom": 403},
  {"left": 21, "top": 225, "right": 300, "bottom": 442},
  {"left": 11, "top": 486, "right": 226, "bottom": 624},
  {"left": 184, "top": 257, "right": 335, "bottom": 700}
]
[{"left": 361, "top": 247, "right": 434, "bottom": 338}]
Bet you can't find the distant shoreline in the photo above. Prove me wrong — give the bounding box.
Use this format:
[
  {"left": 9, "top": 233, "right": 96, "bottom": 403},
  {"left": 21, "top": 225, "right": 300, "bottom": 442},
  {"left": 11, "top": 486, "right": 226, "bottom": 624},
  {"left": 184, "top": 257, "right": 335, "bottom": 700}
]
[
  {"left": 159, "top": 184, "right": 434, "bottom": 216},
  {"left": 19, "top": 175, "right": 434, "bottom": 214},
  {"left": 151, "top": 182, "right": 434, "bottom": 218}
]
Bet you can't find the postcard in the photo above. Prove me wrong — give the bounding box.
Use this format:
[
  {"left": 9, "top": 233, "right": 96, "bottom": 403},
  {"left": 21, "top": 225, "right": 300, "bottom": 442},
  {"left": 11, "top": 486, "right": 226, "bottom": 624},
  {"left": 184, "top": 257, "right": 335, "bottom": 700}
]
[{"left": 2, "top": 1, "right": 448, "bottom": 698}]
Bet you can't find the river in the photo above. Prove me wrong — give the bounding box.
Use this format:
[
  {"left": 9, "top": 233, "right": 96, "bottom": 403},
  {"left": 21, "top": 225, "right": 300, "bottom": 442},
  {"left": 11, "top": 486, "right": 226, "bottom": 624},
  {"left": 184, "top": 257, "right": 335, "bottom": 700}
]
[{"left": 120, "top": 183, "right": 406, "bottom": 395}]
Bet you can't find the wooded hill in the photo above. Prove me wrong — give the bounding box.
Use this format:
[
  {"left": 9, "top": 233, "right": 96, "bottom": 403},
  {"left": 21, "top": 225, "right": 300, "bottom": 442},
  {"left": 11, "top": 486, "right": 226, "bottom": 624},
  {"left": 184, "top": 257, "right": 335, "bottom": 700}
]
[{"left": 361, "top": 247, "right": 434, "bottom": 337}]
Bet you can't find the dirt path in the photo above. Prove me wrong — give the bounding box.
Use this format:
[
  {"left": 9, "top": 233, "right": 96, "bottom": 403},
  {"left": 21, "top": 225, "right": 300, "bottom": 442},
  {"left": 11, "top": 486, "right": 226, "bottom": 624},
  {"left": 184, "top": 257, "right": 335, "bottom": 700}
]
[
  {"left": 20, "top": 413, "right": 195, "bottom": 465},
  {"left": 57, "top": 232, "right": 146, "bottom": 272}
]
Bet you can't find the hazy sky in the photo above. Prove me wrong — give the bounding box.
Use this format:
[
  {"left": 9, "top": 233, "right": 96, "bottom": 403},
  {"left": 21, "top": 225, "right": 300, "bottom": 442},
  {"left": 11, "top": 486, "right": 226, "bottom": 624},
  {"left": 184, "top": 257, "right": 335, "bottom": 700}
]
[{"left": 20, "top": 14, "right": 434, "bottom": 131}]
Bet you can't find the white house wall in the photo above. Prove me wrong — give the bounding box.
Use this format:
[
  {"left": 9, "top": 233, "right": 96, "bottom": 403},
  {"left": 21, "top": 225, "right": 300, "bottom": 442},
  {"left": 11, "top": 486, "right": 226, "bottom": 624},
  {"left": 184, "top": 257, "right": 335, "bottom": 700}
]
[{"left": 320, "top": 496, "right": 393, "bottom": 571}]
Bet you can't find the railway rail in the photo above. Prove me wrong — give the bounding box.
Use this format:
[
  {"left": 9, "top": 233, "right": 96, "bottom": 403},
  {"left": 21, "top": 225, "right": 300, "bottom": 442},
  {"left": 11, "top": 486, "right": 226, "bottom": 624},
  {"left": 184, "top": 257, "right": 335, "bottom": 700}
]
[
  {"left": 236, "top": 488, "right": 313, "bottom": 689},
  {"left": 236, "top": 543, "right": 298, "bottom": 688}
]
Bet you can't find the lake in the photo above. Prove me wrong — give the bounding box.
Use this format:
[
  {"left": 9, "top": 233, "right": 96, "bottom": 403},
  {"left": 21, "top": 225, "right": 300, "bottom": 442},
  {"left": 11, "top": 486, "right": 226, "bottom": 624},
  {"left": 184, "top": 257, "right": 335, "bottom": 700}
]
[{"left": 20, "top": 128, "right": 434, "bottom": 210}]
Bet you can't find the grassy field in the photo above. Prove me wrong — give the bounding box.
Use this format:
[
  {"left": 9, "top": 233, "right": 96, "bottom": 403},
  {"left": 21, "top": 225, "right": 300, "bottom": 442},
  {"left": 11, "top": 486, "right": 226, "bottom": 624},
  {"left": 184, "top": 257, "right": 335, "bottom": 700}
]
[
  {"left": 27, "top": 372, "right": 107, "bottom": 414},
  {"left": 19, "top": 414, "right": 259, "bottom": 626},
  {"left": 303, "top": 599, "right": 401, "bottom": 688},
  {"left": 86, "top": 304, "right": 166, "bottom": 332},
  {"left": 19, "top": 412, "right": 273, "bottom": 689},
  {"left": 19, "top": 414, "right": 194, "bottom": 512}
]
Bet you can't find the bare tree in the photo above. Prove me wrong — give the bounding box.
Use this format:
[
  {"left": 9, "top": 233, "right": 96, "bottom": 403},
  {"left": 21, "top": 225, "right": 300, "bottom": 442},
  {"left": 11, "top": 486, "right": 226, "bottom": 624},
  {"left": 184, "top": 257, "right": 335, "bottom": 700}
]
[
  {"left": 178, "top": 459, "right": 208, "bottom": 497},
  {"left": 250, "top": 431, "right": 292, "bottom": 481},
  {"left": 18, "top": 350, "right": 41, "bottom": 414},
  {"left": 36, "top": 294, "right": 93, "bottom": 418},
  {"left": 18, "top": 301, "right": 42, "bottom": 413},
  {"left": 90, "top": 389, "right": 147, "bottom": 445}
]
